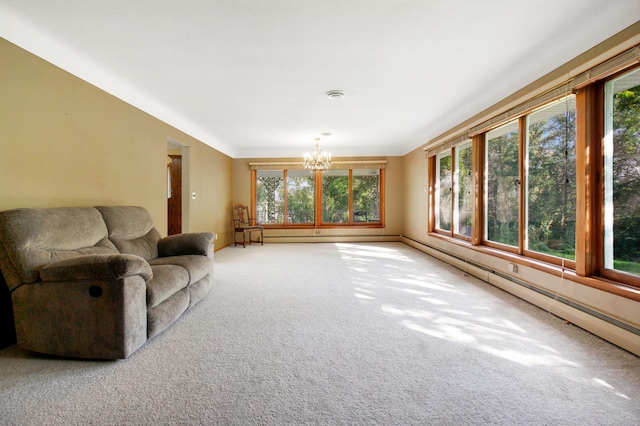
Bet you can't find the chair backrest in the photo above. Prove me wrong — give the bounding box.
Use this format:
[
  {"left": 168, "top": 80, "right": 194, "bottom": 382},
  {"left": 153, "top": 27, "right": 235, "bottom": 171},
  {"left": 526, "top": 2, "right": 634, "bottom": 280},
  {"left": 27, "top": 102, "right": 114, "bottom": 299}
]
[{"left": 232, "top": 204, "right": 252, "bottom": 228}]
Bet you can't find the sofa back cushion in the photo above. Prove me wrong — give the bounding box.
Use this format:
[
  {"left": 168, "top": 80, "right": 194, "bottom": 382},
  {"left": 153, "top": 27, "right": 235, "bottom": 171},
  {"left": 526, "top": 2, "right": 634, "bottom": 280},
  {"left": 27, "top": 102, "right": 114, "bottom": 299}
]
[
  {"left": 0, "top": 207, "right": 118, "bottom": 290},
  {"left": 96, "top": 206, "right": 161, "bottom": 260}
]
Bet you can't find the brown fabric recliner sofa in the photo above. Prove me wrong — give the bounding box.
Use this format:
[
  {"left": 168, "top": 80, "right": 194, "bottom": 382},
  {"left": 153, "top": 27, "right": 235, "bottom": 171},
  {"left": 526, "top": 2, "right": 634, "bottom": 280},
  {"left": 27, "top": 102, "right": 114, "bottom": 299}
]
[{"left": 0, "top": 205, "right": 215, "bottom": 359}]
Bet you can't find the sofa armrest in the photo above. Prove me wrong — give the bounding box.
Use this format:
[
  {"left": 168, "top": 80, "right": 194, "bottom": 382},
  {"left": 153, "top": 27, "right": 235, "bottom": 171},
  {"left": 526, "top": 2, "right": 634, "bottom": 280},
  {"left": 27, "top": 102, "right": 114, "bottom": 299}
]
[
  {"left": 39, "top": 254, "right": 153, "bottom": 283},
  {"left": 158, "top": 232, "right": 215, "bottom": 259}
]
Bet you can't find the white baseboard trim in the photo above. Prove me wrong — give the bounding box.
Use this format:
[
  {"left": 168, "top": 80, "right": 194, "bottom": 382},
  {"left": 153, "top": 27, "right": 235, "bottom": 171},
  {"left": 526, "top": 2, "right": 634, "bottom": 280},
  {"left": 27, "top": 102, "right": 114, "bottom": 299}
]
[
  {"left": 402, "top": 237, "right": 640, "bottom": 357},
  {"left": 264, "top": 235, "right": 402, "bottom": 244}
]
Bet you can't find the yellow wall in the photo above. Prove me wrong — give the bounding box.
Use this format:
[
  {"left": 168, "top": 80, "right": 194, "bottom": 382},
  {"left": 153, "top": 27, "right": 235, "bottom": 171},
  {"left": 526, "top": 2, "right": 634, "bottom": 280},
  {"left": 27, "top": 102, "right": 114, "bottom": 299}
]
[
  {"left": 0, "top": 38, "right": 233, "bottom": 247},
  {"left": 401, "top": 150, "right": 428, "bottom": 239},
  {"left": 233, "top": 157, "right": 404, "bottom": 243}
]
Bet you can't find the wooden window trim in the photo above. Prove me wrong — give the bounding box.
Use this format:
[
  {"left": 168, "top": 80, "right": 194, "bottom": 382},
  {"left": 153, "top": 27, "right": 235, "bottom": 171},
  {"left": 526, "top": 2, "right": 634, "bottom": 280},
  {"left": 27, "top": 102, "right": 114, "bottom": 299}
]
[
  {"left": 251, "top": 169, "right": 257, "bottom": 219},
  {"left": 432, "top": 150, "right": 453, "bottom": 234},
  {"left": 426, "top": 47, "right": 640, "bottom": 291},
  {"left": 254, "top": 167, "right": 384, "bottom": 229},
  {"left": 472, "top": 134, "right": 484, "bottom": 246},
  {"left": 575, "top": 83, "right": 602, "bottom": 277},
  {"left": 430, "top": 231, "right": 640, "bottom": 302},
  {"left": 518, "top": 115, "right": 526, "bottom": 255},
  {"left": 427, "top": 155, "right": 436, "bottom": 233},
  {"left": 596, "top": 66, "right": 640, "bottom": 288}
]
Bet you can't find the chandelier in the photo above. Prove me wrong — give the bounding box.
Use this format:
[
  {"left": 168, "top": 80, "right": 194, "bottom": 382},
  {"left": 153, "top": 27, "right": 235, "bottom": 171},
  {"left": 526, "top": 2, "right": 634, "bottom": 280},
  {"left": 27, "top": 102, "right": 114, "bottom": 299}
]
[{"left": 303, "top": 138, "right": 332, "bottom": 171}]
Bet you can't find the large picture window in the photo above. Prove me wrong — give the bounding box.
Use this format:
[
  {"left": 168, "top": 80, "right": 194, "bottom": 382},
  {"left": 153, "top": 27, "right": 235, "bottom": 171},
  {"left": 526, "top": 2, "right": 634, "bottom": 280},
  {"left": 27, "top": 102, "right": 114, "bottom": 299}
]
[
  {"left": 428, "top": 53, "right": 640, "bottom": 291},
  {"left": 435, "top": 151, "right": 452, "bottom": 232},
  {"left": 485, "top": 121, "right": 520, "bottom": 248},
  {"left": 254, "top": 167, "right": 384, "bottom": 227},
  {"left": 286, "top": 170, "right": 315, "bottom": 224},
  {"left": 256, "top": 170, "right": 284, "bottom": 224},
  {"left": 432, "top": 141, "right": 473, "bottom": 238},
  {"left": 455, "top": 140, "right": 473, "bottom": 238},
  {"left": 430, "top": 99, "right": 577, "bottom": 262},
  {"left": 256, "top": 169, "right": 315, "bottom": 225},
  {"left": 352, "top": 169, "right": 381, "bottom": 223},
  {"left": 525, "top": 96, "right": 576, "bottom": 261},
  {"left": 321, "top": 168, "right": 382, "bottom": 225},
  {"left": 322, "top": 170, "right": 349, "bottom": 223},
  {"left": 604, "top": 68, "right": 640, "bottom": 277}
]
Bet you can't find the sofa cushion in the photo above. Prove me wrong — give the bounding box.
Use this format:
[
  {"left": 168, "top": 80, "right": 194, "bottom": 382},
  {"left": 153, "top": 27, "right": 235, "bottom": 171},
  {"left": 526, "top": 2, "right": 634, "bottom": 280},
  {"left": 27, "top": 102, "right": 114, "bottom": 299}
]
[
  {"left": 187, "top": 276, "right": 212, "bottom": 309},
  {"left": 0, "top": 207, "right": 118, "bottom": 289},
  {"left": 148, "top": 255, "right": 212, "bottom": 286},
  {"left": 96, "top": 206, "right": 161, "bottom": 260},
  {"left": 147, "top": 264, "right": 189, "bottom": 309},
  {"left": 147, "top": 288, "right": 190, "bottom": 339}
]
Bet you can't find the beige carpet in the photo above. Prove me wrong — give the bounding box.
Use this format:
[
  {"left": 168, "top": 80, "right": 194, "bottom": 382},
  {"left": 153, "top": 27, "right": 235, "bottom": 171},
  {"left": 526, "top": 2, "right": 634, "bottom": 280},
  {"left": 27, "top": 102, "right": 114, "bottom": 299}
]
[{"left": 1, "top": 242, "right": 639, "bottom": 425}]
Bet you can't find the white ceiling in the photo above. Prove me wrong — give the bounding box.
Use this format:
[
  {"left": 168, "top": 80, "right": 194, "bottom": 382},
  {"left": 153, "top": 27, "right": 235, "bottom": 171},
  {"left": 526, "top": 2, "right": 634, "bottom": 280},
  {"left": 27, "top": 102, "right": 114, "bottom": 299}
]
[{"left": 1, "top": 1, "right": 639, "bottom": 158}]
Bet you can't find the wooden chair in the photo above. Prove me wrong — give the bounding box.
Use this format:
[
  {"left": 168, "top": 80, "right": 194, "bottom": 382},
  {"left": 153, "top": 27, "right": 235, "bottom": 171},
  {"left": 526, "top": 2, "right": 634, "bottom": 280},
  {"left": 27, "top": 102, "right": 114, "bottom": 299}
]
[{"left": 232, "top": 203, "right": 263, "bottom": 247}]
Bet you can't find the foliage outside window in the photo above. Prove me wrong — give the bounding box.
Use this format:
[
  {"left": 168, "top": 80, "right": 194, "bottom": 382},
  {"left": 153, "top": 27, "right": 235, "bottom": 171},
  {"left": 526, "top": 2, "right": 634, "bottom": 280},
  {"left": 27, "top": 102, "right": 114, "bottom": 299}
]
[
  {"left": 455, "top": 141, "right": 473, "bottom": 237},
  {"left": 428, "top": 60, "right": 640, "bottom": 289},
  {"left": 286, "top": 170, "right": 315, "bottom": 224},
  {"left": 604, "top": 68, "right": 640, "bottom": 276},
  {"left": 256, "top": 170, "right": 315, "bottom": 225},
  {"left": 256, "top": 167, "right": 383, "bottom": 227},
  {"left": 435, "top": 151, "right": 452, "bottom": 232},
  {"left": 321, "top": 168, "right": 381, "bottom": 224},
  {"left": 525, "top": 96, "right": 577, "bottom": 260},
  {"left": 256, "top": 170, "right": 284, "bottom": 224},
  {"left": 322, "top": 170, "right": 349, "bottom": 223},
  {"left": 433, "top": 141, "right": 473, "bottom": 238},
  {"left": 485, "top": 121, "right": 520, "bottom": 247},
  {"left": 352, "top": 169, "right": 381, "bottom": 223}
]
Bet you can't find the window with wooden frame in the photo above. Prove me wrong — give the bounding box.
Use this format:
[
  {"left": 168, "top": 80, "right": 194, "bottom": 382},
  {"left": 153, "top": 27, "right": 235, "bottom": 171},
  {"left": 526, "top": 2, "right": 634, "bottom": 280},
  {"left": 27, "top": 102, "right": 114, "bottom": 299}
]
[
  {"left": 434, "top": 150, "right": 452, "bottom": 233},
  {"left": 322, "top": 168, "right": 383, "bottom": 225},
  {"left": 525, "top": 96, "right": 577, "bottom": 265},
  {"left": 429, "top": 96, "right": 578, "bottom": 266},
  {"left": 601, "top": 66, "right": 640, "bottom": 284},
  {"left": 252, "top": 166, "right": 385, "bottom": 228},
  {"left": 485, "top": 120, "right": 521, "bottom": 251},
  {"left": 430, "top": 140, "right": 473, "bottom": 240},
  {"left": 427, "top": 44, "right": 640, "bottom": 291}
]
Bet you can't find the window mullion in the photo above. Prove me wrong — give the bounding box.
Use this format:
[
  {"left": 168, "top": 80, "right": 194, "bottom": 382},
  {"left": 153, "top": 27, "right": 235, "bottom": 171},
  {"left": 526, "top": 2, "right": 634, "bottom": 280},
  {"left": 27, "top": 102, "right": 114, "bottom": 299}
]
[
  {"left": 575, "top": 84, "right": 602, "bottom": 277},
  {"left": 450, "top": 147, "right": 456, "bottom": 237},
  {"left": 518, "top": 116, "right": 526, "bottom": 255},
  {"left": 283, "top": 170, "right": 288, "bottom": 225},
  {"left": 472, "top": 135, "right": 484, "bottom": 245},
  {"left": 348, "top": 169, "right": 353, "bottom": 225},
  {"left": 428, "top": 156, "right": 436, "bottom": 233},
  {"left": 379, "top": 168, "right": 386, "bottom": 225},
  {"left": 315, "top": 170, "right": 322, "bottom": 225},
  {"left": 251, "top": 169, "right": 257, "bottom": 221}
]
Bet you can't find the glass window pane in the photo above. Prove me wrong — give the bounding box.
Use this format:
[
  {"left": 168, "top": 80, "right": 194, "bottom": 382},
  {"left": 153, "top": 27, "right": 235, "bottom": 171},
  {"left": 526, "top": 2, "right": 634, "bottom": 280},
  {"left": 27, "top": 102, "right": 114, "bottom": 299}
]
[
  {"left": 455, "top": 141, "right": 473, "bottom": 237},
  {"left": 256, "top": 170, "right": 284, "bottom": 224},
  {"left": 526, "top": 96, "right": 576, "bottom": 260},
  {"left": 604, "top": 68, "right": 640, "bottom": 275},
  {"left": 352, "top": 169, "right": 380, "bottom": 222},
  {"left": 286, "top": 170, "right": 315, "bottom": 224},
  {"left": 436, "top": 151, "right": 452, "bottom": 231},
  {"left": 322, "top": 169, "right": 349, "bottom": 223},
  {"left": 485, "top": 121, "right": 520, "bottom": 246}
]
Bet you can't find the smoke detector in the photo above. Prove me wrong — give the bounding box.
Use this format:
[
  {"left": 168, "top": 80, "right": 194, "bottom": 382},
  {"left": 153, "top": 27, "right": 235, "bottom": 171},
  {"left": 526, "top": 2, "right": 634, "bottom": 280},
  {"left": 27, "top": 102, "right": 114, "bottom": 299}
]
[{"left": 326, "top": 90, "right": 345, "bottom": 99}]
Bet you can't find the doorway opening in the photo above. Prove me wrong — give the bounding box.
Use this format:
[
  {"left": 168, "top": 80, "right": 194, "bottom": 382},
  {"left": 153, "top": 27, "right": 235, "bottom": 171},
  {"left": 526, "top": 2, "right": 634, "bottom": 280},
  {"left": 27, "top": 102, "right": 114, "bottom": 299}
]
[
  {"left": 168, "top": 154, "right": 182, "bottom": 235},
  {"left": 167, "top": 138, "right": 190, "bottom": 235}
]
